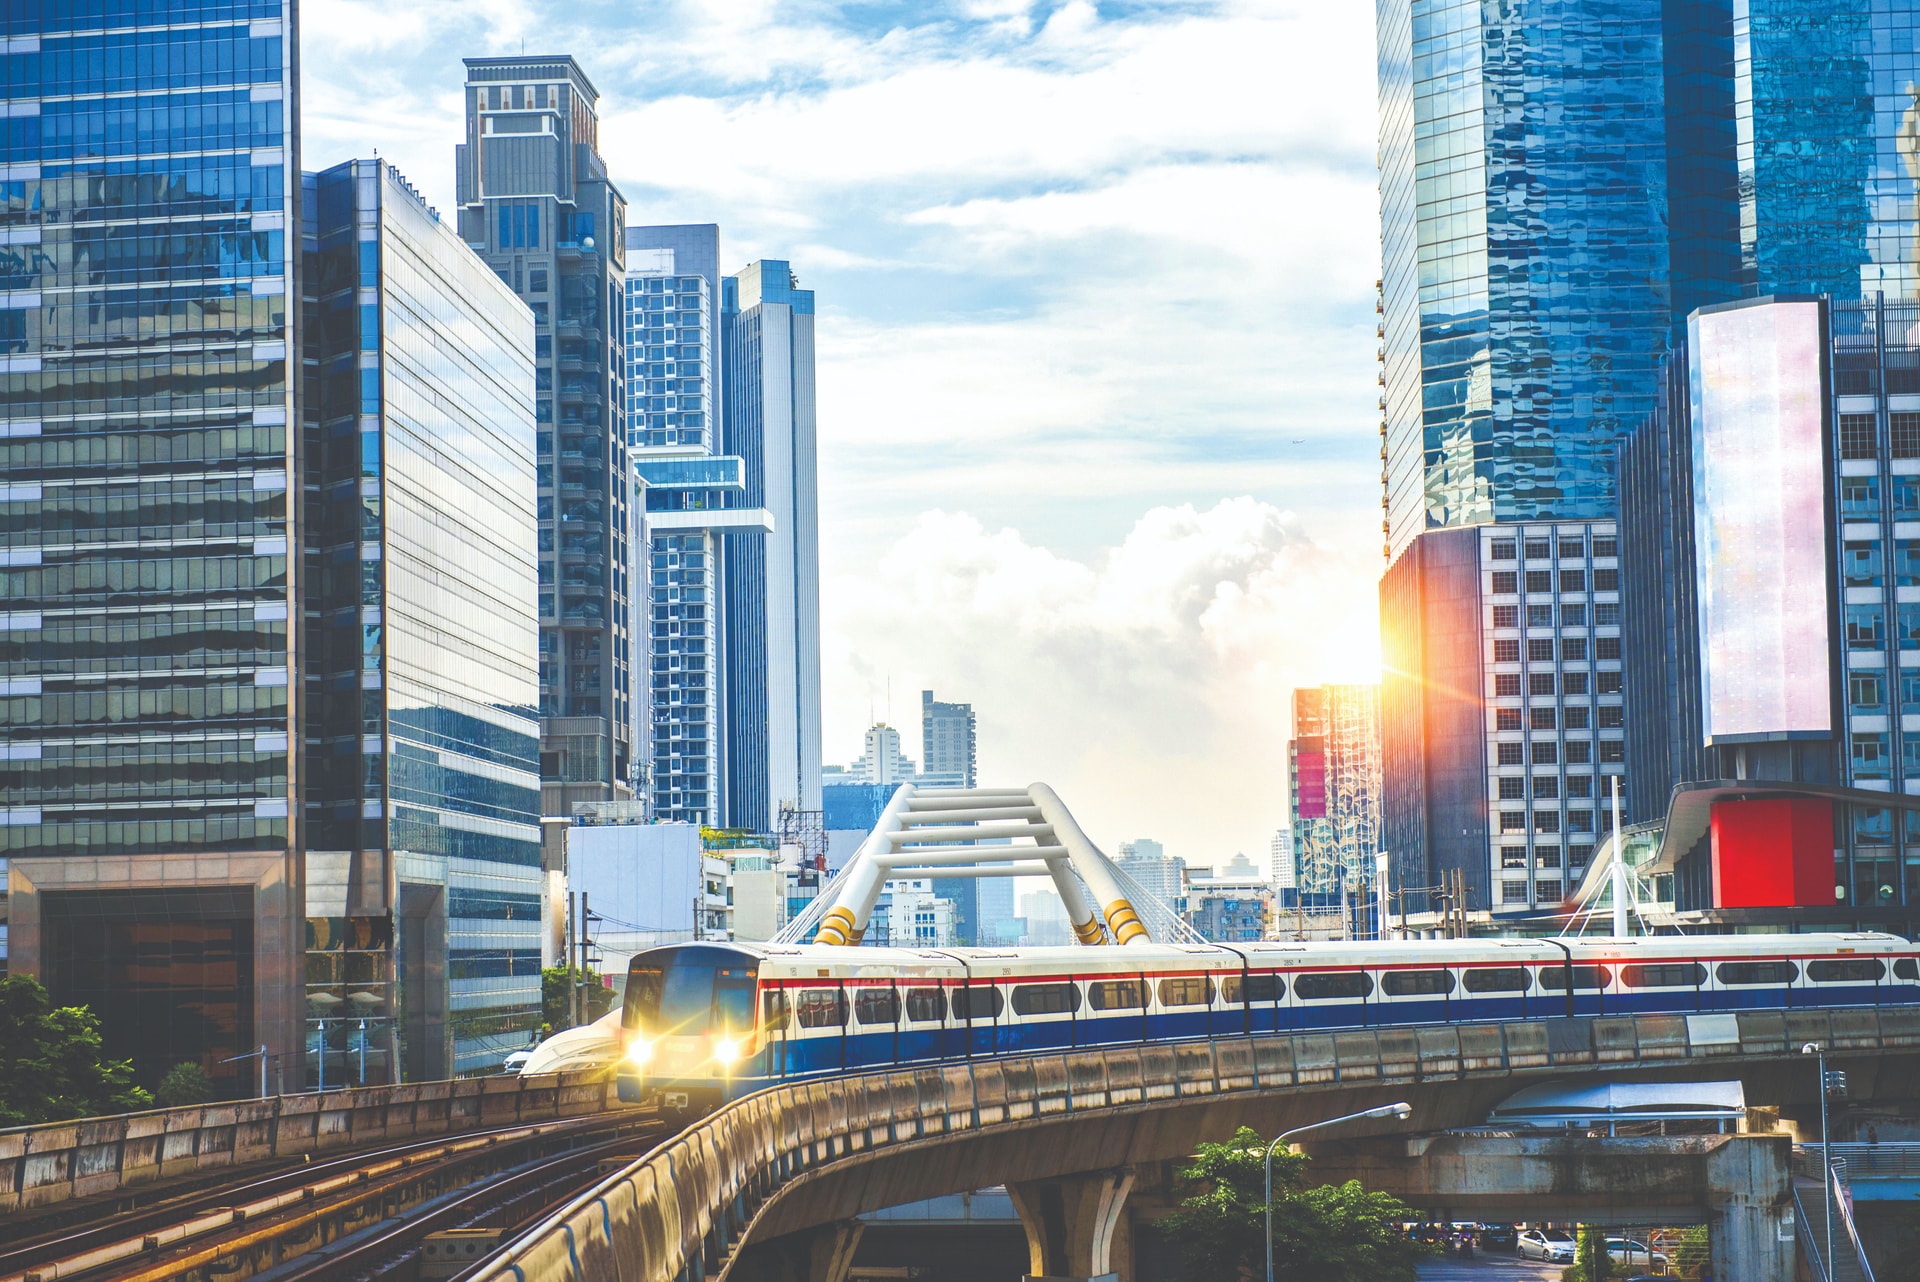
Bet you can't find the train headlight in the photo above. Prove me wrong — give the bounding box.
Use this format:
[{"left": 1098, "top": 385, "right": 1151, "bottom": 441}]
[
  {"left": 625, "top": 1037, "right": 653, "bottom": 1067},
  {"left": 712, "top": 1036, "right": 740, "bottom": 1066}
]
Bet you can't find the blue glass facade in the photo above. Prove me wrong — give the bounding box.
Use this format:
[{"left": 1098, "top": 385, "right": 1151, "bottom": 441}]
[
  {"left": 1, "top": 0, "right": 303, "bottom": 1094},
  {"left": 303, "top": 160, "right": 542, "bottom": 1080}
]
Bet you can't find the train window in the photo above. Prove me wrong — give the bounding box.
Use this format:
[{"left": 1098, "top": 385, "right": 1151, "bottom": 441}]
[
  {"left": 1220, "top": 974, "right": 1285, "bottom": 1005},
  {"left": 1293, "top": 972, "right": 1372, "bottom": 1001},
  {"left": 1011, "top": 983, "right": 1082, "bottom": 1016},
  {"left": 1088, "top": 980, "right": 1145, "bottom": 1010},
  {"left": 905, "top": 988, "right": 947, "bottom": 1022},
  {"left": 1620, "top": 963, "right": 1705, "bottom": 988},
  {"left": 1896, "top": 959, "right": 1919, "bottom": 981},
  {"left": 951, "top": 986, "right": 1004, "bottom": 1020},
  {"left": 1381, "top": 969, "right": 1454, "bottom": 997},
  {"left": 1461, "top": 967, "right": 1530, "bottom": 993},
  {"left": 795, "top": 988, "right": 847, "bottom": 1029},
  {"left": 854, "top": 988, "right": 900, "bottom": 1025},
  {"left": 1807, "top": 959, "right": 1886, "bottom": 984},
  {"left": 1157, "top": 976, "right": 1214, "bottom": 1007},
  {"left": 1716, "top": 961, "right": 1798, "bottom": 985},
  {"left": 1536, "top": 965, "right": 1611, "bottom": 990},
  {"left": 761, "top": 990, "right": 789, "bottom": 1032}
]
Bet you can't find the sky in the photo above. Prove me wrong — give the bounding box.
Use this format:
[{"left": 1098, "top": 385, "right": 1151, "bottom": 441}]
[{"left": 300, "top": 0, "right": 1385, "bottom": 869}]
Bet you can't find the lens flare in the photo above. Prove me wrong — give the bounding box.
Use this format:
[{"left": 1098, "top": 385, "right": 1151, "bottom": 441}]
[
  {"left": 712, "top": 1036, "right": 740, "bottom": 1065},
  {"left": 625, "top": 1038, "right": 652, "bottom": 1066}
]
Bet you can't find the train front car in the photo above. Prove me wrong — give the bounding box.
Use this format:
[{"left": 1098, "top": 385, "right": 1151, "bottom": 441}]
[{"left": 619, "top": 942, "right": 769, "bottom": 1111}]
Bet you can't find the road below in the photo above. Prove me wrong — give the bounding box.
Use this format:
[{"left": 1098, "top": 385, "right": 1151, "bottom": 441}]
[{"left": 1416, "top": 1254, "right": 1570, "bottom": 1280}]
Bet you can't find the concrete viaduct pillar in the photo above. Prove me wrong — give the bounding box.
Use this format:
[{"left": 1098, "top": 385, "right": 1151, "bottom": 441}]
[
  {"left": 728, "top": 1219, "right": 864, "bottom": 1282},
  {"left": 1706, "top": 1134, "right": 1796, "bottom": 1280},
  {"left": 1006, "top": 1168, "right": 1135, "bottom": 1282}
]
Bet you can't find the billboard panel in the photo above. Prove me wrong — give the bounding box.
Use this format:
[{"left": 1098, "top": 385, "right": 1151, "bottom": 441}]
[
  {"left": 1295, "top": 739, "right": 1327, "bottom": 819},
  {"left": 1689, "top": 300, "right": 1831, "bottom": 744}
]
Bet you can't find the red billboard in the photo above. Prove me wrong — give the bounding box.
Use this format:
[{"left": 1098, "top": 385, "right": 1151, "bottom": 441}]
[{"left": 1710, "top": 798, "right": 1834, "bottom": 908}]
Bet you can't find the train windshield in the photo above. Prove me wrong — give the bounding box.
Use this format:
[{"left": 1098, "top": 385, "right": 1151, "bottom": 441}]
[{"left": 625, "top": 945, "right": 759, "bottom": 1036}]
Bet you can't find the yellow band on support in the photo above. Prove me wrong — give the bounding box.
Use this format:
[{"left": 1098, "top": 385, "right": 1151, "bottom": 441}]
[
  {"left": 1072, "top": 916, "right": 1106, "bottom": 944},
  {"left": 814, "top": 906, "right": 857, "bottom": 946},
  {"left": 1104, "top": 901, "right": 1148, "bottom": 945}
]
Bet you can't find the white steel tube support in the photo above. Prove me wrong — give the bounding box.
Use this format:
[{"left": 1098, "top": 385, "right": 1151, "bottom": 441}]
[
  {"left": 1030, "top": 782, "right": 1147, "bottom": 945},
  {"left": 814, "top": 783, "right": 917, "bottom": 945},
  {"left": 1610, "top": 773, "right": 1627, "bottom": 938}
]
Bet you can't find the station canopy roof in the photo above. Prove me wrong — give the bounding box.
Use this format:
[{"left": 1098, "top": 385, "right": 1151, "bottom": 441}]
[{"left": 1487, "top": 1079, "right": 1746, "bottom": 1126}]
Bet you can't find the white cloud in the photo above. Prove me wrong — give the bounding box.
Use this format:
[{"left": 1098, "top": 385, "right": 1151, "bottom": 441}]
[{"left": 823, "top": 499, "right": 1381, "bottom": 863}]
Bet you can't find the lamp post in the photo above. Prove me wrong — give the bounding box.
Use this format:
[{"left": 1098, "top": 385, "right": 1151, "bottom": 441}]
[
  {"left": 1803, "top": 1042, "right": 1845, "bottom": 1276},
  {"left": 1264, "top": 1102, "right": 1412, "bottom": 1282}
]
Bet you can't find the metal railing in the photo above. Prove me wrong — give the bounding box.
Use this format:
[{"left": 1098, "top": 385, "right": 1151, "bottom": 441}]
[{"left": 1797, "top": 1142, "right": 1920, "bottom": 1181}]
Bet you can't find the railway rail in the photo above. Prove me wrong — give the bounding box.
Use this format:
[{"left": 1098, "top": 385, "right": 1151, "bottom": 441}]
[{"left": 0, "top": 1108, "right": 667, "bottom": 1282}]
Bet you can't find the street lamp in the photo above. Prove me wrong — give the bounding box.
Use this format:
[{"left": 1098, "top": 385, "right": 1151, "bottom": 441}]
[
  {"left": 1803, "top": 1042, "right": 1847, "bottom": 1277},
  {"left": 1263, "top": 1102, "right": 1413, "bottom": 1282}
]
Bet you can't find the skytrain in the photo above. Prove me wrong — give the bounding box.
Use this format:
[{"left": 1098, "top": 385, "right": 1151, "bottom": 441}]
[{"left": 616, "top": 932, "right": 1920, "bottom": 1111}]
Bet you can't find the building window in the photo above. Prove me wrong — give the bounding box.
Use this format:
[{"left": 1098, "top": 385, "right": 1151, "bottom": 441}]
[
  {"left": 1599, "top": 705, "right": 1624, "bottom": 728},
  {"left": 1566, "top": 809, "right": 1593, "bottom": 832},
  {"left": 1493, "top": 605, "right": 1519, "bottom": 628},
  {"left": 1537, "top": 845, "right": 1562, "bottom": 868},
  {"left": 1531, "top": 707, "right": 1557, "bottom": 730},
  {"left": 1593, "top": 538, "right": 1616, "bottom": 558},
  {"left": 1498, "top": 742, "right": 1525, "bottom": 766},
  {"left": 1854, "top": 732, "right": 1893, "bottom": 780},
  {"left": 1563, "top": 670, "right": 1589, "bottom": 695},
  {"left": 1558, "top": 537, "right": 1585, "bottom": 559},
  {"left": 1537, "top": 879, "right": 1563, "bottom": 902},
  {"left": 1561, "top": 603, "right": 1586, "bottom": 626},
  {"left": 1562, "top": 636, "right": 1588, "bottom": 661},
  {"left": 1596, "top": 670, "right": 1622, "bottom": 695},
  {"left": 1496, "top": 673, "right": 1521, "bottom": 697},
  {"left": 1900, "top": 604, "right": 1920, "bottom": 651},
  {"left": 1841, "top": 414, "right": 1879, "bottom": 460},
  {"left": 1491, "top": 539, "right": 1517, "bottom": 560},
  {"left": 1564, "top": 739, "right": 1589, "bottom": 764},
  {"left": 1897, "top": 540, "right": 1920, "bottom": 587},
  {"left": 1501, "top": 880, "right": 1530, "bottom": 905},
  {"left": 1525, "top": 539, "right": 1552, "bottom": 560},
  {"left": 1535, "top": 810, "right": 1561, "bottom": 834},
  {"left": 1851, "top": 604, "right": 1889, "bottom": 649},
  {"left": 1501, "top": 811, "right": 1527, "bottom": 833},
  {"left": 1495, "top": 639, "right": 1520, "bottom": 662},
  {"left": 1499, "top": 776, "right": 1526, "bottom": 800},
  {"left": 1894, "top": 413, "right": 1920, "bottom": 459},
  {"left": 1525, "top": 570, "right": 1553, "bottom": 593},
  {"left": 1846, "top": 540, "right": 1885, "bottom": 587},
  {"left": 1842, "top": 474, "right": 1881, "bottom": 519},
  {"left": 1566, "top": 774, "right": 1593, "bottom": 798},
  {"left": 1560, "top": 569, "right": 1586, "bottom": 593},
  {"left": 1596, "top": 637, "right": 1622, "bottom": 661},
  {"left": 1492, "top": 571, "right": 1518, "bottom": 595},
  {"left": 1533, "top": 741, "right": 1559, "bottom": 765},
  {"left": 1529, "top": 638, "right": 1555, "bottom": 662},
  {"left": 1595, "top": 603, "right": 1620, "bottom": 626},
  {"left": 1599, "top": 740, "right": 1624, "bottom": 763},
  {"left": 1534, "top": 774, "right": 1559, "bottom": 799},
  {"left": 1528, "top": 604, "right": 1555, "bottom": 627},
  {"left": 1593, "top": 568, "right": 1619, "bottom": 592},
  {"left": 1850, "top": 672, "right": 1886, "bottom": 711},
  {"left": 1497, "top": 708, "right": 1524, "bottom": 731},
  {"left": 1565, "top": 705, "right": 1590, "bottom": 729},
  {"left": 1502, "top": 847, "right": 1529, "bottom": 869},
  {"left": 1529, "top": 673, "right": 1556, "bottom": 696}
]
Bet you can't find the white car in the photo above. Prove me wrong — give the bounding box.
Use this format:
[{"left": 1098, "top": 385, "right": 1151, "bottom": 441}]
[
  {"left": 1517, "top": 1230, "right": 1576, "bottom": 1262},
  {"left": 1608, "top": 1238, "right": 1668, "bottom": 1269}
]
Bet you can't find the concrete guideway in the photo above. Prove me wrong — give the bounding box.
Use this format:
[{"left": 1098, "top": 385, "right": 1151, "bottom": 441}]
[{"left": 468, "top": 1005, "right": 1920, "bottom": 1282}]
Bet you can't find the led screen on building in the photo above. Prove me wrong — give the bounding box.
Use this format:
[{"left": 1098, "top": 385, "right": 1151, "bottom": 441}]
[{"left": 1690, "top": 300, "right": 1831, "bottom": 744}]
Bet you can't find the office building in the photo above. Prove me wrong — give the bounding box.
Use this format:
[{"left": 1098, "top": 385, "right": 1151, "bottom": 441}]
[
  {"left": 456, "top": 56, "right": 634, "bottom": 817},
  {"left": 623, "top": 225, "right": 771, "bottom": 826},
  {"left": 1116, "top": 840, "right": 1187, "bottom": 911},
  {"left": 1287, "top": 685, "right": 1383, "bottom": 898},
  {"left": 301, "top": 160, "right": 543, "bottom": 1080},
  {"left": 850, "top": 723, "right": 916, "bottom": 785},
  {"left": 1269, "top": 829, "right": 1296, "bottom": 891},
  {"left": 721, "top": 261, "right": 823, "bottom": 833},
  {"left": 1620, "top": 295, "right": 1920, "bottom": 929},
  {"left": 920, "top": 689, "right": 977, "bottom": 788},
  {"left": 0, "top": 0, "right": 304, "bottom": 1096}
]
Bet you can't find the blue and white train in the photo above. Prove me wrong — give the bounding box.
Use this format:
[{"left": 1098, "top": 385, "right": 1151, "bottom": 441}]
[{"left": 616, "top": 933, "right": 1920, "bottom": 1110}]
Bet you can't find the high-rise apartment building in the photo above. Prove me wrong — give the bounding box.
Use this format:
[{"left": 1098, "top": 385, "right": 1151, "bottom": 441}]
[
  {"left": 302, "top": 160, "right": 543, "bottom": 1081},
  {"left": 1375, "top": 1, "right": 1920, "bottom": 911},
  {"left": 850, "top": 723, "right": 916, "bottom": 785},
  {"left": 1287, "top": 686, "right": 1383, "bottom": 898},
  {"left": 456, "top": 57, "right": 633, "bottom": 817},
  {"left": 1, "top": 0, "right": 305, "bottom": 1095},
  {"left": 1269, "top": 829, "right": 1296, "bottom": 892},
  {"left": 920, "top": 689, "right": 977, "bottom": 788},
  {"left": 722, "top": 261, "right": 822, "bottom": 831}
]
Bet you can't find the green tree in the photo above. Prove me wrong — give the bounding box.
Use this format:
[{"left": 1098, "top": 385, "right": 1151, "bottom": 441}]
[
  {"left": 1673, "top": 1225, "right": 1710, "bottom": 1280},
  {"left": 155, "top": 1061, "right": 216, "bottom": 1108},
  {"left": 1560, "top": 1226, "right": 1616, "bottom": 1282},
  {"left": 0, "top": 975, "right": 152, "bottom": 1126},
  {"left": 1160, "top": 1126, "right": 1432, "bottom": 1282},
  {"left": 540, "top": 965, "right": 615, "bottom": 1034}
]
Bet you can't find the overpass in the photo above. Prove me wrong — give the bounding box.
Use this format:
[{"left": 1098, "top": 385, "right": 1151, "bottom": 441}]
[{"left": 470, "top": 1005, "right": 1920, "bottom": 1282}]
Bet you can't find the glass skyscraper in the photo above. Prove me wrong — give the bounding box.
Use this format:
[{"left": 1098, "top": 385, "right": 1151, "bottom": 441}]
[
  {"left": 455, "top": 57, "right": 634, "bottom": 819},
  {"left": 1, "top": 0, "right": 304, "bottom": 1094},
  {"left": 303, "top": 160, "right": 542, "bottom": 1081}
]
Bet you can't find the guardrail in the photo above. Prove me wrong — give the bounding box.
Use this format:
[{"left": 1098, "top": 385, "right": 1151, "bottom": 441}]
[
  {"left": 473, "top": 1006, "right": 1920, "bottom": 1282},
  {"left": 0, "top": 1070, "right": 619, "bottom": 1215},
  {"left": 1797, "top": 1142, "right": 1920, "bottom": 1181}
]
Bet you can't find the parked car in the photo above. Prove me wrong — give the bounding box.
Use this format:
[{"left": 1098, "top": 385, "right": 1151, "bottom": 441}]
[
  {"left": 1607, "top": 1238, "right": 1669, "bottom": 1269},
  {"left": 1517, "top": 1230, "right": 1576, "bottom": 1262},
  {"left": 1479, "top": 1223, "right": 1518, "bottom": 1251},
  {"left": 501, "top": 1046, "right": 536, "bottom": 1074}
]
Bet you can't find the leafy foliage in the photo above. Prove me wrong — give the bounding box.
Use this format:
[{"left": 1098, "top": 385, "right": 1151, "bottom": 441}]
[
  {"left": 0, "top": 975, "right": 152, "bottom": 1126},
  {"left": 1559, "top": 1226, "right": 1616, "bottom": 1282},
  {"left": 540, "top": 965, "right": 615, "bottom": 1035},
  {"left": 1160, "top": 1126, "right": 1432, "bottom": 1282},
  {"left": 156, "top": 1061, "right": 216, "bottom": 1108},
  {"left": 1672, "top": 1224, "right": 1710, "bottom": 1279}
]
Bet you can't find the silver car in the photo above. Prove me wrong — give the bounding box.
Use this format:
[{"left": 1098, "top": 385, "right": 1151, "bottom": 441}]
[{"left": 1517, "top": 1229, "right": 1576, "bottom": 1262}]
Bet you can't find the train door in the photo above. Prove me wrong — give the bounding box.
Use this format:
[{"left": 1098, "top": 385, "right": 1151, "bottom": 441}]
[
  {"left": 957, "top": 980, "right": 1001, "bottom": 1057},
  {"left": 761, "top": 987, "right": 790, "bottom": 1078},
  {"left": 850, "top": 982, "right": 901, "bottom": 1068}
]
